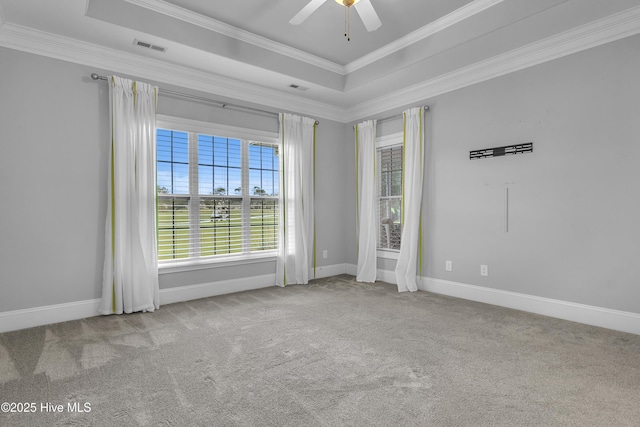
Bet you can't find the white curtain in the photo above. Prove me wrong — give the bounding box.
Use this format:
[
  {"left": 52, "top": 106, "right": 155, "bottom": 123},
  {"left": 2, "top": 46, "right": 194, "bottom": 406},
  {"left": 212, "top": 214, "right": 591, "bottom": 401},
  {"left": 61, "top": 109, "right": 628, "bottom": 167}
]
[
  {"left": 395, "top": 107, "right": 425, "bottom": 292},
  {"left": 100, "top": 76, "right": 160, "bottom": 314},
  {"left": 276, "top": 113, "right": 316, "bottom": 286},
  {"left": 355, "top": 120, "right": 377, "bottom": 282}
]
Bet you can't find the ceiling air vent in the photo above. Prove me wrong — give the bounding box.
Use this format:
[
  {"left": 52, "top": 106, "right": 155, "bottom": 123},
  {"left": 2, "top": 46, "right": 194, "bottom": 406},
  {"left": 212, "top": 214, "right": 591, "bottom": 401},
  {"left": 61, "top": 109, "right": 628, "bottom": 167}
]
[
  {"left": 133, "top": 39, "right": 167, "bottom": 53},
  {"left": 288, "top": 84, "right": 309, "bottom": 91}
]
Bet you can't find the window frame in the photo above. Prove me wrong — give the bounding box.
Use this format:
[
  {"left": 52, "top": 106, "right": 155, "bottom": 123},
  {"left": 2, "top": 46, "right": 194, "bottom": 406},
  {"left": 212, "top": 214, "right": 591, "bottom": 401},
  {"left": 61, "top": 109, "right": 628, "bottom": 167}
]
[
  {"left": 376, "top": 132, "right": 403, "bottom": 260},
  {"left": 156, "top": 115, "right": 280, "bottom": 273}
]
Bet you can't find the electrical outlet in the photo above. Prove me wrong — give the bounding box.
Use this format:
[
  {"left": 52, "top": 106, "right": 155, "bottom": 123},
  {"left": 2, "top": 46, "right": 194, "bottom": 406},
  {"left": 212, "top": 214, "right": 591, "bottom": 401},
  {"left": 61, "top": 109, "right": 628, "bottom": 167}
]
[
  {"left": 445, "top": 260, "right": 452, "bottom": 272},
  {"left": 480, "top": 265, "right": 488, "bottom": 276},
  {"left": 323, "top": 250, "right": 328, "bottom": 259}
]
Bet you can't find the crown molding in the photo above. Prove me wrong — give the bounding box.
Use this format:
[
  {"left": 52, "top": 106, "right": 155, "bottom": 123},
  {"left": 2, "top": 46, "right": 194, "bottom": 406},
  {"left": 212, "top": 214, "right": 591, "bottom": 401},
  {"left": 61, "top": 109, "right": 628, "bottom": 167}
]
[
  {"left": 124, "top": 0, "right": 346, "bottom": 75},
  {"left": 1, "top": 4, "right": 639, "bottom": 124},
  {"left": 345, "top": 4, "right": 640, "bottom": 122},
  {"left": 0, "top": 22, "right": 345, "bottom": 122},
  {"left": 125, "top": 0, "right": 507, "bottom": 77},
  {"left": 126, "top": 0, "right": 507, "bottom": 78},
  {"left": 344, "top": 0, "right": 506, "bottom": 73}
]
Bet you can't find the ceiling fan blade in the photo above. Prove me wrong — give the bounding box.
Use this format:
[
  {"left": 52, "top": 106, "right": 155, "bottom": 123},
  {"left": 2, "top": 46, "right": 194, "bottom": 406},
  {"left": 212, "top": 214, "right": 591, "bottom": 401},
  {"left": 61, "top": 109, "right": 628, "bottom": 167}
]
[
  {"left": 289, "top": 0, "right": 328, "bottom": 25},
  {"left": 354, "top": 0, "right": 382, "bottom": 32}
]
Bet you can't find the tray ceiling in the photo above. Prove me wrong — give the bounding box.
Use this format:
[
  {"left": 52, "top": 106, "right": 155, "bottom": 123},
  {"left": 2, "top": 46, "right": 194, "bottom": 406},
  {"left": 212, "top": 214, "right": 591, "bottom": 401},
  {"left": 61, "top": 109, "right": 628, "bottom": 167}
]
[{"left": 1, "top": 0, "right": 640, "bottom": 122}]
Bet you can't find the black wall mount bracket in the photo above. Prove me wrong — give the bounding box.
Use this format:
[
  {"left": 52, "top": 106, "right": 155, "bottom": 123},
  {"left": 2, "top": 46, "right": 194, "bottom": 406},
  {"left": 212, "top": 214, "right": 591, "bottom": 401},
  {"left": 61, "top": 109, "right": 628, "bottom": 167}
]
[{"left": 470, "top": 142, "right": 533, "bottom": 160}]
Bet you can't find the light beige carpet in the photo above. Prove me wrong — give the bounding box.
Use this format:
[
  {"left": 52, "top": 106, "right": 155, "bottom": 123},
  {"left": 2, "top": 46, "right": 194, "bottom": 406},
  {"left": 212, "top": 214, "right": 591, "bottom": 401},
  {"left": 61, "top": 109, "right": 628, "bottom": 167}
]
[{"left": 1, "top": 275, "right": 639, "bottom": 426}]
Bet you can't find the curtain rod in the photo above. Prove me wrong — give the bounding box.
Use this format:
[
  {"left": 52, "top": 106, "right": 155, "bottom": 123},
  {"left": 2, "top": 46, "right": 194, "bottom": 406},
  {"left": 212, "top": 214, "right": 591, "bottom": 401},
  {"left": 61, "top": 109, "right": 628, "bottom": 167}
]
[
  {"left": 90, "top": 73, "right": 319, "bottom": 126},
  {"left": 353, "top": 106, "right": 430, "bottom": 129}
]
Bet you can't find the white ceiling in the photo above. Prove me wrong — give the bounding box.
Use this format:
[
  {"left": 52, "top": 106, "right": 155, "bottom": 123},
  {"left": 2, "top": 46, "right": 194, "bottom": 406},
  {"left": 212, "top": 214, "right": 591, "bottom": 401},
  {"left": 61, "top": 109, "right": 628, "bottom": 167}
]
[
  {"left": 1, "top": 0, "right": 640, "bottom": 122},
  {"left": 161, "top": 0, "right": 475, "bottom": 65}
]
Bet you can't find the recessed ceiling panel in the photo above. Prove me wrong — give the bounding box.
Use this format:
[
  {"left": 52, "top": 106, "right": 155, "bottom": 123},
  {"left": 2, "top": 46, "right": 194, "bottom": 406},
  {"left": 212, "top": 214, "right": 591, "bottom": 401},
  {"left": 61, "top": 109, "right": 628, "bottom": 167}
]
[
  {"left": 3, "top": 0, "right": 640, "bottom": 122},
  {"left": 164, "top": 0, "right": 474, "bottom": 64}
]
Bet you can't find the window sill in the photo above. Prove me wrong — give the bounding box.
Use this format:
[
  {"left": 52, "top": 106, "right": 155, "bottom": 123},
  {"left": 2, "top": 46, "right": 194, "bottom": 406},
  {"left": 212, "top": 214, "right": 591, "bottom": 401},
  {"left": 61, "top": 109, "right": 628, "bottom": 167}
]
[
  {"left": 158, "top": 251, "right": 277, "bottom": 274},
  {"left": 377, "top": 249, "right": 400, "bottom": 260}
]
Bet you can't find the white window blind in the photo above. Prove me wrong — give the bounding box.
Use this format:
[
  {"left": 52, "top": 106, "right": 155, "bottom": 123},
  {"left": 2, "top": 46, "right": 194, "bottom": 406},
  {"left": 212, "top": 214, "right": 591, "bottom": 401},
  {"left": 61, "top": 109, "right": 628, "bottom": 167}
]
[
  {"left": 157, "top": 127, "right": 279, "bottom": 263},
  {"left": 377, "top": 144, "right": 403, "bottom": 250}
]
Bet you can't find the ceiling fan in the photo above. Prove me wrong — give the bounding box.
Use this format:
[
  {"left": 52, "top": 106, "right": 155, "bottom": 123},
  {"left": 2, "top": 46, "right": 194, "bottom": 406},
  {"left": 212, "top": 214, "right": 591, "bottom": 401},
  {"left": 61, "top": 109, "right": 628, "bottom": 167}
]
[{"left": 290, "top": 0, "right": 382, "bottom": 41}]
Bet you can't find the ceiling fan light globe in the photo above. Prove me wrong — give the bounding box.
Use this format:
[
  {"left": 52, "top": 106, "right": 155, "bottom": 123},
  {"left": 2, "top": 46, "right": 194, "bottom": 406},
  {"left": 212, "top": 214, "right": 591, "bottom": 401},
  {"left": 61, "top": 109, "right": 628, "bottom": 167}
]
[{"left": 335, "top": 0, "right": 360, "bottom": 6}]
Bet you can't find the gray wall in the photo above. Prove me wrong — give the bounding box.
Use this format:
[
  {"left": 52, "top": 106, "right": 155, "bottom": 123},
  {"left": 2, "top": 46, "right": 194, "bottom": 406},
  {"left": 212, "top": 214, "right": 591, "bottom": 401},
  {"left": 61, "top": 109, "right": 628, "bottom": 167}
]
[
  {"left": 0, "top": 47, "right": 348, "bottom": 312},
  {"left": 364, "top": 34, "right": 640, "bottom": 314},
  {"left": 0, "top": 48, "right": 109, "bottom": 312},
  {"left": 2, "top": 32, "right": 639, "bottom": 316}
]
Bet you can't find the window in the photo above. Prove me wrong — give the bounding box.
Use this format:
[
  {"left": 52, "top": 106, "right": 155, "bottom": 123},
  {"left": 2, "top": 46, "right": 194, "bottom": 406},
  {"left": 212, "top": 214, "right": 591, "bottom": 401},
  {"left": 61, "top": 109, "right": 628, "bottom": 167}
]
[
  {"left": 156, "top": 118, "right": 279, "bottom": 265},
  {"left": 377, "top": 134, "right": 403, "bottom": 254}
]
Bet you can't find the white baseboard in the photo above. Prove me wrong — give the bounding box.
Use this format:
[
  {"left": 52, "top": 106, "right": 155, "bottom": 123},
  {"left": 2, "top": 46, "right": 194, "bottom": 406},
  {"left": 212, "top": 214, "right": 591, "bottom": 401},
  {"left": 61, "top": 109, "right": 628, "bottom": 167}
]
[
  {"left": 0, "top": 264, "right": 351, "bottom": 333},
  {"left": 421, "top": 277, "right": 640, "bottom": 336},
  {"left": 344, "top": 263, "right": 397, "bottom": 284},
  {"left": 5, "top": 270, "right": 637, "bottom": 336},
  {"left": 346, "top": 263, "right": 357, "bottom": 276},
  {"left": 0, "top": 298, "right": 102, "bottom": 334},
  {"left": 314, "top": 263, "right": 347, "bottom": 279},
  {"left": 376, "top": 268, "right": 397, "bottom": 285},
  {"left": 0, "top": 274, "right": 277, "bottom": 333}
]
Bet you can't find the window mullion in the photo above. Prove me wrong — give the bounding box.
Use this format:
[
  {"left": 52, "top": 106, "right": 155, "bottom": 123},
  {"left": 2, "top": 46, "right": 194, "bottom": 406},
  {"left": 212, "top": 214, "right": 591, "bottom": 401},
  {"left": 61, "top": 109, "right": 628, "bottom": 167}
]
[
  {"left": 189, "top": 132, "right": 200, "bottom": 258},
  {"left": 241, "top": 140, "right": 251, "bottom": 254},
  {"left": 376, "top": 149, "right": 381, "bottom": 249}
]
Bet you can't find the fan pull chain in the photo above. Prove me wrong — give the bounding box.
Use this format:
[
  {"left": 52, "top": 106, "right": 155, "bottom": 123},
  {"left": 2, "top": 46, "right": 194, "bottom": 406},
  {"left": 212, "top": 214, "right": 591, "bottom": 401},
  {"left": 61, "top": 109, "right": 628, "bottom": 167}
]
[
  {"left": 343, "top": 6, "right": 351, "bottom": 41},
  {"left": 341, "top": 1, "right": 353, "bottom": 42},
  {"left": 344, "top": 6, "right": 347, "bottom": 38}
]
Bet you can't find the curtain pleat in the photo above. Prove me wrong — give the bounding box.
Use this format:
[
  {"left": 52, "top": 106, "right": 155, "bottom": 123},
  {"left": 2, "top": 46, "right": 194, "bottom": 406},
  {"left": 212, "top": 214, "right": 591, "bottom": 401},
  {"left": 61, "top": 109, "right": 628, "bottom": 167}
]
[
  {"left": 276, "top": 113, "right": 316, "bottom": 286},
  {"left": 395, "top": 107, "right": 425, "bottom": 292},
  {"left": 101, "top": 76, "right": 160, "bottom": 314},
  {"left": 355, "top": 120, "right": 377, "bottom": 282}
]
